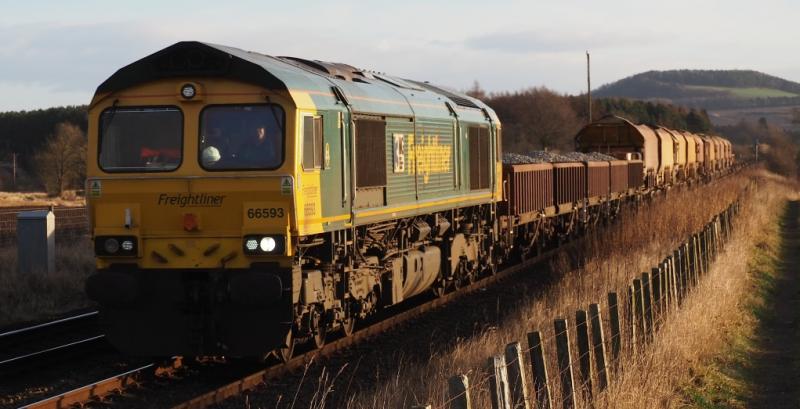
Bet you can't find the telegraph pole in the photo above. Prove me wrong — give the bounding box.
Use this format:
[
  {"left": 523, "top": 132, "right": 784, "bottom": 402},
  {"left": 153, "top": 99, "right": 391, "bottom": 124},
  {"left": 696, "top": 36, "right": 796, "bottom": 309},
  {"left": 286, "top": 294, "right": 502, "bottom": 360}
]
[
  {"left": 587, "top": 51, "right": 592, "bottom": 124},
  {"left": 12, "top": 152, "right": 16, "bottom": 190},
  {"left": 754, "top": 138, "right": 759, "bottom": 162}
]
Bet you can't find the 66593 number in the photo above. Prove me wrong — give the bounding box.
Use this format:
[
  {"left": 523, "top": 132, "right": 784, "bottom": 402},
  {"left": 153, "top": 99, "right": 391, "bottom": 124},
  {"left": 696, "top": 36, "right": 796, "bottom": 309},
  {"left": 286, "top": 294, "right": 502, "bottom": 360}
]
[{"left": 247, "top": 208, "right": 284, "bottom": 219}]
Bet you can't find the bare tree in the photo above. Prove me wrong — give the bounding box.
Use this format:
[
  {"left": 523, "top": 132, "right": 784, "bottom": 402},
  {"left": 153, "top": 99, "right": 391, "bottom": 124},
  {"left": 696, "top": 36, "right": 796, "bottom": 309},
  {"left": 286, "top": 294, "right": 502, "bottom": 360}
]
[
  {"left": 466, "top": 80, "right": 487, "bottom": 100},
  {"left": 36, "top": 122, "right": 86, "bottom": 196},
  {"left": 488, "top": 87, "right": 581, "bottom": 152}
]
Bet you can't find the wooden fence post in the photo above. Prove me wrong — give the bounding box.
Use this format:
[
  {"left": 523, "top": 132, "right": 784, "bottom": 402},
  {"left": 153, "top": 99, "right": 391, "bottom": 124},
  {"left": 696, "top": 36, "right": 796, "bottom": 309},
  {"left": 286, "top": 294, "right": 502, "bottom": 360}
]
[
  {"left": 607, "top": 292, "right": 621, "bottom": 364},
  {"left": 660, "top": 263, "right": 668, "bottom": 312},
  {"left": 505, "top": 342, "right": 530, "bottom": 409},
  {"left": 694, "top": 232, "right": 704, "bottom": 278},
  {"left": 704, "top": 224, "right": 711, "bottom": 262},
  {"left": 554, "top": 319, "right": 577, "bottom": 409},
  {"left": 633, "top": 278, "right": 645, "bottom": 344},
  {"left": 669, "top": 257, "right": 679, "bottom": 310},
  {"left": 710, "top": 220, "right": 716, "bottom": 259},
  {"left": 576, "top": 310, "right": 592, "bottom": 397},
  {"left": 673, "top": 249, "right": 683, "bottom": 299},
  {"left": 702, "top": 227, "right": 709, "bottom": 273},
  {"left": 641, "top": 272, "right": 654, "bottom": 339},
  {"left": 662, "top": 261, "right": 671, "bottom": 311},
  {"left": 681, "top": 248, "right": 689, "bottom": 296},
  {"left": 447, "top": 375, "right": 472, "bottom": 409},
  {"left": 488, "top": 355, "right": 511, "bottom": 409},
  {"left": 681, "top": 246, "right": 690, "bottom": 293},
  {"left": 527, "top": 331, "right": 553, "bottom": 409},
  {"left": 688, "top": 236, "right": 698, "bottom": 286},
  {"left": 589, "top": 303, "right": 609, "bottom": 390},
  {"left": 651, "top": 266, "right": 661, "bottom": 320},
  {"left": 664, "top": 258, "right": 672, "bottom": 306},
  {"left": 627, "top": 284, "right": 637, "bottom": 354}
]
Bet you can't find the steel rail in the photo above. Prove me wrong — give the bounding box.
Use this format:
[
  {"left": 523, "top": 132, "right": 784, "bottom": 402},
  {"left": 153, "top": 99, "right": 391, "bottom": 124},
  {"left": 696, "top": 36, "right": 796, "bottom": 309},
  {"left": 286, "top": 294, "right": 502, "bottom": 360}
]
[
  {"left": 0, "top": 334, "right": 106, "bottom": 367},
  {"left": 0, "top": 311, "right": 98, "bottom": 339},
  {"left": 17, "top": 358, "right": 182, "bottom": 409}
]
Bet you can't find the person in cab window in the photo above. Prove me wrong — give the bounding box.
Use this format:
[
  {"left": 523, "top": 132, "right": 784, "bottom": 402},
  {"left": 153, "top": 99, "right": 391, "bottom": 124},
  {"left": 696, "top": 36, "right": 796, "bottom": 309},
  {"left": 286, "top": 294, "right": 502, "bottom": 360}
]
[
  {"left": 201, "top": 127, "right": 225, "bottom": 168},
  {"left": 237, "top": 125, "right": 278, "bottom": 167}
]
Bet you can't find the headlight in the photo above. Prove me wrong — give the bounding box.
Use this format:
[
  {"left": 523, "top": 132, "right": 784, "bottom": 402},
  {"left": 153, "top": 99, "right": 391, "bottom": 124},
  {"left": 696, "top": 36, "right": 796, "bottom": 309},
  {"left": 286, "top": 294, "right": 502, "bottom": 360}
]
[
  {"left": 104, "top": 238, "right": 120, "bottom": 254},
  {"left": 243, "top": 235, "right": 285, "bottom": 255},
  {"left": 95, "top": 236, "right": 137, "bottom": 257},
  {"left": 260, "top": 237, "right": 276, "bottom": 252}
]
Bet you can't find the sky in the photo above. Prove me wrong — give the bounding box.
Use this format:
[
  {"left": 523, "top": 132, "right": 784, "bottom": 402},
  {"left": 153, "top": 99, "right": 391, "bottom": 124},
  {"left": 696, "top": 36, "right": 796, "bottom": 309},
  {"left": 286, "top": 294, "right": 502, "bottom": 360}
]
[{"left": 0, "top": 0, "right": 798, "bottom": 111}]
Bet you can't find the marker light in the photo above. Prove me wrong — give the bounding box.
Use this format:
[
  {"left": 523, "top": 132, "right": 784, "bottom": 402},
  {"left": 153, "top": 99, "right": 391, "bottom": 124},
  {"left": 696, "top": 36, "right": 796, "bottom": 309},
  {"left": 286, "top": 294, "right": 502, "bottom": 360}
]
[
  {"left": 121, "top": 240, "right": 134, "bottom": 251},
  {"left": 181, "top": 84, "right": 196, "bottom": 99},
  {"left": 260, "top": 237, "right": 277, "bottom": 252},
  {"left": 245, "top": 239, "right": 259, "bottom": 251},
  {"left": 104, "top": 238, "right": 120, "bottom": 254}
]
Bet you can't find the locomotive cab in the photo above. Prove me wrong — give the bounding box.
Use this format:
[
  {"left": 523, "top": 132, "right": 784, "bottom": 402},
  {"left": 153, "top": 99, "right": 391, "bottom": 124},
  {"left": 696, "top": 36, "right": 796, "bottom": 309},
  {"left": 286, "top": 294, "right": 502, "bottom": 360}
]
[{"left": 86, "top": 48, "right": 306, "bottom": 357}]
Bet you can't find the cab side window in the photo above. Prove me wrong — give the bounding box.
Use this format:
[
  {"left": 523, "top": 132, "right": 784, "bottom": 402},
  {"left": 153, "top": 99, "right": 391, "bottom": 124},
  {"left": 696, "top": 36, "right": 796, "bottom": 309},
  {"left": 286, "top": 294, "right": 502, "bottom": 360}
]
[{"left": 302, "top": 115, "right": 323, "bottom": 170}]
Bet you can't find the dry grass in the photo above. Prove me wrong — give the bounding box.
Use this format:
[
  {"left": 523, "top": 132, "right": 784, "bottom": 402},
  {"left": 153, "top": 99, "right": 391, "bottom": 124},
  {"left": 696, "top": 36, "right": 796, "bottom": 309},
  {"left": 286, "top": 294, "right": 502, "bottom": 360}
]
[
  {"left": 0, "top": 190, "right": 85, "bottom": 208},
  {"left": 0, "top": 236, "right": 95, "bottom": 327},
  {"left": 591, "top": 171, "right": 794, "bottom": 408},
  {"left": 300, "top": 168, "right": 792, "bottom": 409}
]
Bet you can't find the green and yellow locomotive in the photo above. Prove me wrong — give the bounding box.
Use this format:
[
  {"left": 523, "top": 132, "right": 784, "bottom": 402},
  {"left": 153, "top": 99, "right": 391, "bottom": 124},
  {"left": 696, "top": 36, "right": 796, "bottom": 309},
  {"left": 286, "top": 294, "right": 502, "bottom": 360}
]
[{"left": 86, "top": 42, "right": 502, "bottom": 359}]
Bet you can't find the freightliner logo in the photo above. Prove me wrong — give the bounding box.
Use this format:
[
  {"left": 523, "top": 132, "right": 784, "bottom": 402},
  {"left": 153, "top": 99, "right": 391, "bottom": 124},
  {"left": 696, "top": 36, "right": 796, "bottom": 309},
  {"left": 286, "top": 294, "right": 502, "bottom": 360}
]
[{"left": 157, "top": 193, "right": 227, "bottom": 207}]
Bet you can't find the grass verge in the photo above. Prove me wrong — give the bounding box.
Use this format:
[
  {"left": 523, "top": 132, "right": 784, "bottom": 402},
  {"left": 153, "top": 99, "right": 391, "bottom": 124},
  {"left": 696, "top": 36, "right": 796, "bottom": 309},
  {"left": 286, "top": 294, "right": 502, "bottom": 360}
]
[
  {"left": 0, "top": 236, "right": 95, "bottom": 327},
  {"left": 681, "top": 197, "right": 800, "bottom": 408}
]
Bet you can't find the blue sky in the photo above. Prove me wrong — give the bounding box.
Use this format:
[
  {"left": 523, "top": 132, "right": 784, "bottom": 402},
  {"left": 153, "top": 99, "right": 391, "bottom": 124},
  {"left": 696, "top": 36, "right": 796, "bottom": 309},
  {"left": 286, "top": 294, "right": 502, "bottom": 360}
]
[{"left": 0, "top": 0, "right": 798, "bottom": 111}]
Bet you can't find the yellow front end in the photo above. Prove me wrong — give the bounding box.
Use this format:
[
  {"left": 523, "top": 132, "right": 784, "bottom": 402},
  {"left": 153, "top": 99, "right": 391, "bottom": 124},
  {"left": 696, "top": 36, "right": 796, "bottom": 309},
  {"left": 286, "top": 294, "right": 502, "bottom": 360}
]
[{"left": 85, "top": 78, "right": 302, "bottom": 356}]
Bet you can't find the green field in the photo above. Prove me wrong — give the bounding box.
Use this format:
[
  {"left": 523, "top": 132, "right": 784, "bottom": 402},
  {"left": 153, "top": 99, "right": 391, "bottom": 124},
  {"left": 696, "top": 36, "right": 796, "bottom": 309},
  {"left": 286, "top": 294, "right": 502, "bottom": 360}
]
[{"left": 686, "top": 85, "right": 798, "bottom": 98}]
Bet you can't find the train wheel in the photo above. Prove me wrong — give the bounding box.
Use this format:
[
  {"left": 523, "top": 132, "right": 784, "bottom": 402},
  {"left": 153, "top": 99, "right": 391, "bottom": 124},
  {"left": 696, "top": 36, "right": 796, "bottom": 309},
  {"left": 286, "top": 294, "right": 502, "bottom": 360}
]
[
  {"left": 340, "top": 301, "right": 356, "bottom": 337},
  {"left": 274, "top": 329, "right": 295, "bottom": 363},
  {"left": 452, "top": 260, "right": 474, "bottom": 289},
  {"left": 341, "top": 315, "right": 356, "bottom": 337},
  {"left": 311, "top": 309, "right": 327, "bottom": 349},
  {"left": 432, "top": 281, "right": 446, "bottom": 297}
]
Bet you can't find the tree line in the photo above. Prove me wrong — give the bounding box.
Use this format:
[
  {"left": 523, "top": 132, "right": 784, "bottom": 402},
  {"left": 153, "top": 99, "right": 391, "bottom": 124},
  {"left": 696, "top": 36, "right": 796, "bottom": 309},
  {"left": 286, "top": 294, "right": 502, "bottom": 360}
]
[
  {"left": 0, "top": 85, "right": 794, "bottom": 196},
  {"left": 469, "top": 83, "right": 712, "bottom": 153},
  {"left": 0, "top": 106, "right": 87, "bottom": 194}
]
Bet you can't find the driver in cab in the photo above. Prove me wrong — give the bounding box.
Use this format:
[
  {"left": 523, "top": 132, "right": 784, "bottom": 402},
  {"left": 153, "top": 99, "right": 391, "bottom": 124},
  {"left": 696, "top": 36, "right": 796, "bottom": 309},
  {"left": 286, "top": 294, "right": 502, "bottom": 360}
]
[
  {"left": 236, "top": 125, "right": 278, "bottom": 166},
  {"left": 202, "top": 125, "right": 279, "bottom": 168}
]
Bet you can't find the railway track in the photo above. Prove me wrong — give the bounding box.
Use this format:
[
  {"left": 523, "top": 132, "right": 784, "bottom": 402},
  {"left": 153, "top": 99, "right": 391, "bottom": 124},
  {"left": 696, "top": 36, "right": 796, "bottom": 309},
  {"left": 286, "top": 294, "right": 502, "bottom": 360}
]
[
  {"left": 0, "top": 311, "right": 103, "bottom": 370},
  {"left": 11, "top": 242, "right": 565, "bottom": 409}
]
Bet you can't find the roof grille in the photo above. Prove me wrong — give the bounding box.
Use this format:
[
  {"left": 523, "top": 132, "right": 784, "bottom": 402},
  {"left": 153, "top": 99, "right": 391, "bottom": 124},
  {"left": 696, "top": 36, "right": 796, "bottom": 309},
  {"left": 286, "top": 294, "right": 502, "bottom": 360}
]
[
  {"left": 279, "top": 57, "right": 369, "bottom": 83},
  {"left": 152, "top": 43, "right": 231, "bottom": 76},
  {"left": 408, "top": 81, "right": 480, "bottom": 108}
]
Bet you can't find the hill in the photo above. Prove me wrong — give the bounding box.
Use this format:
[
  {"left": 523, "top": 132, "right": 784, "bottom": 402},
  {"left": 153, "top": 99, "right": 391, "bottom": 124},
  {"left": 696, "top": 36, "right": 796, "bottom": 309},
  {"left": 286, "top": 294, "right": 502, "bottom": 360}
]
[{"left": 594, "top": 70, "right": 800, "bottom": 111}]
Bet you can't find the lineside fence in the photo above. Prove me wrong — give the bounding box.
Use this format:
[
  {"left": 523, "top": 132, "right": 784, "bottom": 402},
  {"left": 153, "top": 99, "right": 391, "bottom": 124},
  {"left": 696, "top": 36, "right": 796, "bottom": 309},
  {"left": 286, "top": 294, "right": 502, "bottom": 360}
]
[
  {"left": 413, "top": 199, "right": 741, "bottom": 409},
  {"left": 0, "top": 206, "right": 87, "bottom": 243}
]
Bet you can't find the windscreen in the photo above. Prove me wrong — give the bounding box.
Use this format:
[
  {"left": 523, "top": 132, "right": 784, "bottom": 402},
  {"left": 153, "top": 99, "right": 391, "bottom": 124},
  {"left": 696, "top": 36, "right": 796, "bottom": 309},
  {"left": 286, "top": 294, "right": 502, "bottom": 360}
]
[
  {"left": 99, "top": 107, "right": 183, "bottom": 172},
  {"left": 199, "top": 104, "right": 285, "bottom": 170}
]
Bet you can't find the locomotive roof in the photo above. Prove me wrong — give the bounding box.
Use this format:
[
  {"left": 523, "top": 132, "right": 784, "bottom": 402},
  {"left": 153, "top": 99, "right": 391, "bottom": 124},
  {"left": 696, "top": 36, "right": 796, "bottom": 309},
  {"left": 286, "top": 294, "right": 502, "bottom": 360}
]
[{"left": 94, "top": 41, "right": 498, "bottom": 123}]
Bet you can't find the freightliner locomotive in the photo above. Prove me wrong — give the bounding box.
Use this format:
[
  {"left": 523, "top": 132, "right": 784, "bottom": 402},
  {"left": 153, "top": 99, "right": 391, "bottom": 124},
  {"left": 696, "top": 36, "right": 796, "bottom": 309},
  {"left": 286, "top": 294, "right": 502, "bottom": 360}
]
[{"left": 85, "top": 42, "right": 733, "bottom": 361}]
